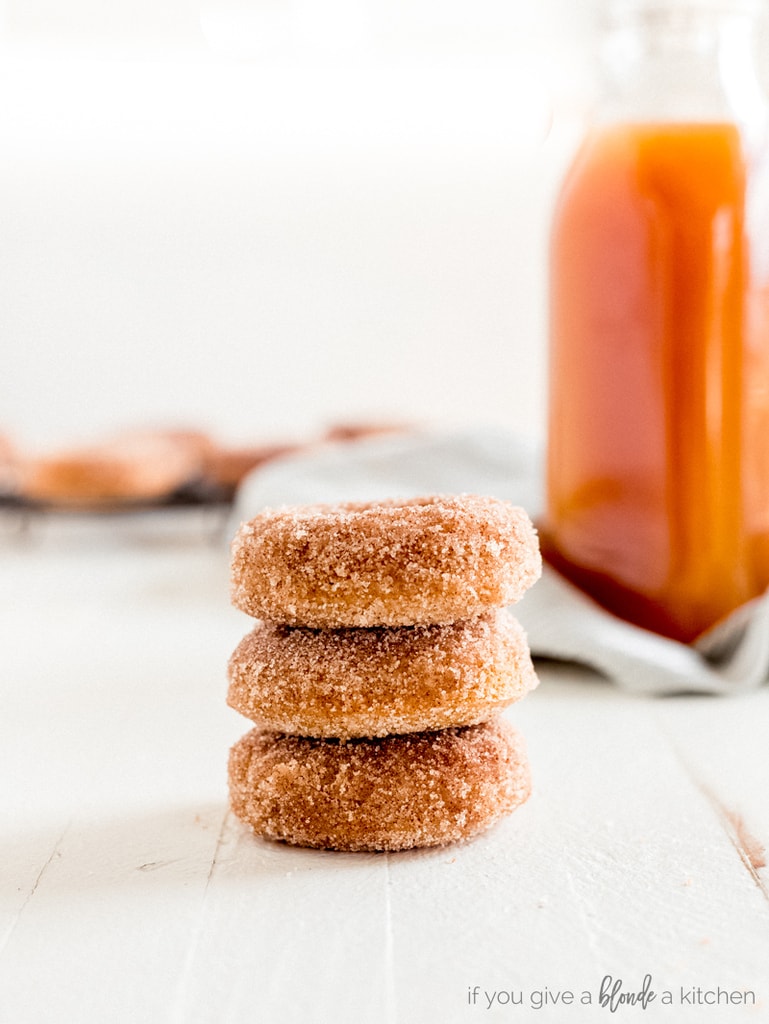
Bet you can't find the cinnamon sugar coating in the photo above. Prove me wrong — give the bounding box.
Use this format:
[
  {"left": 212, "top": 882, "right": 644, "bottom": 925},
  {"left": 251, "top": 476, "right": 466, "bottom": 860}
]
[
  {"left": 227, "top": 717, "right": 531, "bottom": 852},
  {"left": 227, "top": 610, "right": 538, "bottom": 739},
  {"left": 230, "top": 495, "right": 541, "bottom": 627}
]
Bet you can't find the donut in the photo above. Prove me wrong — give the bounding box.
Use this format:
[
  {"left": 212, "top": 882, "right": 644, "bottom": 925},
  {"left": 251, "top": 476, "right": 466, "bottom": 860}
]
[
  {"left": 230, "top": 495, "right": 541, "bottom": 627},
  {"left": 227, "top": 610, "right": 537, "bottom": 739},
  {"left": 202, "top": 442, "right": 303, "bottom": 495},
  {"left": 227, "top": 717, "right": 531, "bottom": 852},
  {"left": 18, "top": 431, "right": 204, "bottom": 507}
]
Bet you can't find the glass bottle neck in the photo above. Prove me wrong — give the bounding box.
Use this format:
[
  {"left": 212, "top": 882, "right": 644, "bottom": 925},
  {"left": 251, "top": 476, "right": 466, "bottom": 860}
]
[{"left": 597, "top": 4, "right": 766, "bottom": 135}]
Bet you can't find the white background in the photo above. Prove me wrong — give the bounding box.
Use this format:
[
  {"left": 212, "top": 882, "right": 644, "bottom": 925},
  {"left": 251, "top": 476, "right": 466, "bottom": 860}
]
[{"left": 0, "top": 0, "right": 598, "bottom": 451}]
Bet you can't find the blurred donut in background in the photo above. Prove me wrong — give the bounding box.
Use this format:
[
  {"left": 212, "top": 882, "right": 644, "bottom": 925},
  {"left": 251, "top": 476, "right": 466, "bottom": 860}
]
[
  {"left": 2, "top": 420, "right": 415, "bottom": 509},
  {"left": 202, "top": 442, "right": 305, "bottom": 499},
  {"left": 18, "top": 430, "right": 206, "bottom": 507}
]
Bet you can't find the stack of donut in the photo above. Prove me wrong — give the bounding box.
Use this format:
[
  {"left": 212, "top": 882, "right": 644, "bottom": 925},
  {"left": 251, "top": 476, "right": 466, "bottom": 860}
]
[{"left": 226, "top": 494, "right": 541, "bottom": 852}]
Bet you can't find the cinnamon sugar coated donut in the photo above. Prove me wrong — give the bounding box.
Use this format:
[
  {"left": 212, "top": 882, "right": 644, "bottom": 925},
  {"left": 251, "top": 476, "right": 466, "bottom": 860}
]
[
  {"left": 228, "top": 717, "right": 531, "bottom": 851},
  {"left": 18, "top": 432, "right": 202, "bottom": 506},
  {"left": 230, "top": 495, "right": 541, "bottom": 627},
  {"left": 227, "top": 610, "right": 537, "bottom": 739}
]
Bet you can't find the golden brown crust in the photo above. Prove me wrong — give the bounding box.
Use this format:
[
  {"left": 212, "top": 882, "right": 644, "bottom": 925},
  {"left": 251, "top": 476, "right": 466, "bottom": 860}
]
[
  {"left": 230, "top": 495, "right": 541, "bottom": 627},
  {"left": 227, "top": 610, "right": 538, "bottom": 739},
  {"left": 227, "top": 717, "right": 531, "bottom": 852}
]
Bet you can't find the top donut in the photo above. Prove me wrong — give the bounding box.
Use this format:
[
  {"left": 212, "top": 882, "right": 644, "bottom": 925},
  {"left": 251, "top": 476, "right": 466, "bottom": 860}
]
[{"left": 230, "top": 494, "right": 541, "bottom": 627}]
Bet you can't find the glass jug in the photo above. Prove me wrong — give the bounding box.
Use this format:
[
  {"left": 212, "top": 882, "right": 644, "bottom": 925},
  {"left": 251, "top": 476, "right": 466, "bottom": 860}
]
[{"left": 543, "top": 0, "right": 769, "bottom": 642}]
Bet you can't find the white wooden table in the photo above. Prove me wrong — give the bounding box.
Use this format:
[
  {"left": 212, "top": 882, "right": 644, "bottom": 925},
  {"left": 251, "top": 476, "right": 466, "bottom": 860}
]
[{"left": 2, "top": 519, "right": 769, "bottom": 1023}]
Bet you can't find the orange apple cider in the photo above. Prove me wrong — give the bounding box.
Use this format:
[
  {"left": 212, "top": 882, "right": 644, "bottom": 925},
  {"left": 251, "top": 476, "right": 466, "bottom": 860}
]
[{"left": 544, "top": 121, "right": 769, "bottom": 643}]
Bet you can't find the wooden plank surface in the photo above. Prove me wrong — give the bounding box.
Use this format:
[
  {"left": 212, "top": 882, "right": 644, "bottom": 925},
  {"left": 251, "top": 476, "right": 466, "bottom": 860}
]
[{"left": 1, "top": 541, "right": 768, "bottom": 1023}]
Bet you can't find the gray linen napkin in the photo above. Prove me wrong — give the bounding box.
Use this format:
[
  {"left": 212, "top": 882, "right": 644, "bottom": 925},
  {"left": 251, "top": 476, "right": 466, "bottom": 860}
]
[{"left": 233, "top": 428, "right": 769, "bottom": 695}]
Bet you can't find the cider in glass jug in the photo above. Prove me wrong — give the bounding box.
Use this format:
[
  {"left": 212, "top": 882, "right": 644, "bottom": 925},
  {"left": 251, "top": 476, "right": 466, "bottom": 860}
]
[{"left": 544, "top": 0, "right": 769, "bottom": 642}]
